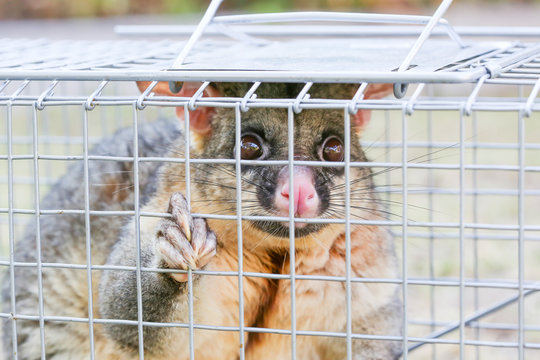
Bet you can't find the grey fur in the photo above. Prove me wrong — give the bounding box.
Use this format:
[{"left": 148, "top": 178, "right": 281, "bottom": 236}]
[
  {"left": 1, "top": 118, "right": 181, "bottom": 359},
  {"left": 99, "top": 192, "right": 217, "bottom": 356}
]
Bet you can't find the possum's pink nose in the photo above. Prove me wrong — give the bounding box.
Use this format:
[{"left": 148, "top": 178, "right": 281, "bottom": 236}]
[{"left": 274, "top": 167, "right": 319, "bottom": 224}]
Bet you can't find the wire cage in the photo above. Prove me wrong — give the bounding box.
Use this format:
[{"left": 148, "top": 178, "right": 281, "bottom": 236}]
[{"left": 1, "top": 0, "right": 540, "bottom": 359}]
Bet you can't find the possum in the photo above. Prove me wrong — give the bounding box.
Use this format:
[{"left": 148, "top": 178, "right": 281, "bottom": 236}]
[{"left": 1, "top": 82, "right": 402, "bottom": 359}]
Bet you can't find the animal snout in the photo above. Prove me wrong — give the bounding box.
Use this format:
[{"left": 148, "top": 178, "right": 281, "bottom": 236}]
[{"left": 274, "top": 166, "right": 320, "bottom": 226}]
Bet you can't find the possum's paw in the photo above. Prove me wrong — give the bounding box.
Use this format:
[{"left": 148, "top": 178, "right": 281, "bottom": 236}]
[{"left": 156, "top": 192, "right": 217, "bottom": 282}]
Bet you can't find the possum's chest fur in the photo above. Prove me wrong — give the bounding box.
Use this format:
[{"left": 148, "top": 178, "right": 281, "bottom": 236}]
[
  {"left": 201, "top": 223, "right": 401, "bottom": 360},
  {"left": 144, "top": 193, "right": 401, "bottom": 359},
  {"left": 138, "top": 121, "right": 401, "bottom": 359},
  {"left": 131, "top": 167, "right": 401, "bottom": 360}
]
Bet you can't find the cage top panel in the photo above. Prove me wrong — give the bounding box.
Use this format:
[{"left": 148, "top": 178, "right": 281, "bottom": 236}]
[
  {"left": 181, "top": 39, "right": 494, "bottom": 72},
  {"left": 0, "top": 37, "right": 539, "bottom": 84}
]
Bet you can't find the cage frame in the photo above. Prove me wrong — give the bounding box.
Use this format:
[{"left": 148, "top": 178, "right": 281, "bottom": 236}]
[{"left": 0, "top": 0, "right": 540, "bottom": 359}]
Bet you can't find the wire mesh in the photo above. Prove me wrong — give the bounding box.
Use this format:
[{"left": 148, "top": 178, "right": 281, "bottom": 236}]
[
  {"left": 0, "top": 78, "right": 539, "bottom": 359},
  {"left": 0, "top": 1, "right": 540, "bottom": 359}
]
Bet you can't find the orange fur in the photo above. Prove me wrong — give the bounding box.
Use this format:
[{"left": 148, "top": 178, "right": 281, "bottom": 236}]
[{"left": 118, "top": 185, "right": 398, "bottom": 359}]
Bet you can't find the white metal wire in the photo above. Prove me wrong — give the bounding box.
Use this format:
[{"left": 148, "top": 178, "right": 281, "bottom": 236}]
[
  {"left": 114, "top": 24, "right": 540, "bottom": 39},
  {"left": 0, "top": 2, "right": 540, "bottom": 360},
  {"left": 83, "top": 105, "right": 96, "bottom": 359},
  {"left": 234, "top": 104, "right": 245, "bottom": 360},
  {"left": 344, "top": 108, "right": 352, "bottom": 360},
  {"left": 401, "top": 104, "right": 409, "bottom": 359},
  {"left": 287, "top": 105, "right": 297, "bottom": 359},
  {"left": 132, "top": 104, "right": 145, "bottom": 359},
  {"left": 31, "top": 105, "right": 46, "bottom": 358},
  {"left": 183, "top": 102, "right": 195, "bottom": 360}
]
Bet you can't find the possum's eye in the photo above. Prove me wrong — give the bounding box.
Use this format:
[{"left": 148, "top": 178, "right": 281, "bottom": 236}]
[
  {"left": 321, "top": 136, "right": 344, "bottom": 162},
  {"left": 240, "top": 134, "right": 264, "bottom": 160}
]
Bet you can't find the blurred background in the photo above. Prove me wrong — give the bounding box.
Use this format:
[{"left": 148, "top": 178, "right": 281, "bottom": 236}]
[
  {"left": 0, "top": 0, "right": 506, "bottom": 18},
  {"left": 0, "top": 0, "right": 538, "bottom": 18},
  {"left": 1, "top": 0, "right": 540, "bottom": 35}
]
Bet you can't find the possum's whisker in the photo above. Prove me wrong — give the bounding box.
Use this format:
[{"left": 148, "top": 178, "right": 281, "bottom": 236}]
[
  {"left": 331, "top": 182, "right": 405, "bottom": 192},
  {"left": 306, "top": 232, "right": 330, "bottom": 252},
  {"left": 361, "top": 131, "right": 388, "bottom": 155},
  {"left": 251, "top": 166, "right": 279, "bottom": 185},
  {"left": 193, "top": 163, "right": 272, "bottom": 194},
  {"left": 317, "top": 171, "right": 339, "bottom": 187},
  {"left": 190, "top": 199, "right": 260, "bottom": 204},
  {"left": 334, "top": 196, "right": 435, "bottom": 214},
  {"left": 328, "top": 144, "right": 459, "bottom": 192},
  {"left": 199, "top": 204, "right": 263, "bottom": 216},
  {"left": 91, "top": 182, "right": 132, "bottom": 187},
  {"left": 281, "top": 252, "right": 288, "bottom": 274},
  {"left": 95, "top": 170, "right": 134, "bottom": 175},
  {"left": 406, "top": 142, "right": 459, "bottom": 164},
  {"left": 327, "top": 204, "right": 387, "bottom": 219},
  {"left": 327, "top": 203, "right": 409, "bottom": 222},
  {"left": 248, "top": 220, "right": 286, "bottom": 252},
  {"left": 112, "top": 185, "right": 136, "bottom": 194},
  {"left": 357, "top": 149, "right": 458, "bottom": 182},
  {"left": 165, "top": 176, "right": 259, "bottom": 195},
  {"left": 322, "top": 207, "right": 344, "bottom": 219},
  {"left": 250, "top": 228, "right": 277, "bottom": 252},
  {"left": 326, "top": 204, "right": 383, "bottom": 222},
  {"left": 365, "top": 137, "right": 458, "bottom": 164},
  {"left": 348, "top": 205, "right": 403, "bottom": 220},
  {"left": 165, "top": 171, "right": 264, "bottom": 196}
]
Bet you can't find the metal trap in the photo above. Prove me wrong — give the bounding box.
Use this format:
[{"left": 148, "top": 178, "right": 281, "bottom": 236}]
[{"left": 0, "top": 0, "right": 539, "bottom": 359}]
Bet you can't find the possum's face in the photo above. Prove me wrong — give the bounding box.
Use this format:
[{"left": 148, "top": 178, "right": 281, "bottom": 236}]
[
  {"left": 198, "top": 105, "right": 375, "bottom": 240},
  {"left": 138, "top": 81, "right": 391, "bottom": 245}
]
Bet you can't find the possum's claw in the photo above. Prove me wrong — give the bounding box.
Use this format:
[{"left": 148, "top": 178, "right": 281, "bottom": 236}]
[
  {"left": 168, "top": 192, "right": 193, "bottom": 241},
  {"left": 157, "top": 192, "right": 217, "bottom": 282}
]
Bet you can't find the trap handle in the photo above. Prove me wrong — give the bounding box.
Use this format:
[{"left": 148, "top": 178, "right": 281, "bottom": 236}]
[{"left": 170, "top": 0, "right": 464, "bottom": 98}]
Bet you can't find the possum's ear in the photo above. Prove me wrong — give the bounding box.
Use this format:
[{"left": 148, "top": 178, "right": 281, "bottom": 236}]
[
  {"left": 308, "top": 83, "right": 393, "bottom": 130},
  {"left": 136, "top": 81, "right": 221, "bottom": 135},
  {"left": 352, "top": 83, "right": 393, "bottom": 130}
]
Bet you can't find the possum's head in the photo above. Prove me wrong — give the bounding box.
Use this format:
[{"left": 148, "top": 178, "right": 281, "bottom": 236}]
[{"left": 137, "top": 81, "right": 392, "bottom": 248}]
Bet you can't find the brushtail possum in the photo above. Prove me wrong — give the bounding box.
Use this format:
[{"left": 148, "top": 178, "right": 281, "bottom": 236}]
[{"left": 1, "top": 82, "right": 402, "bottom": 359}]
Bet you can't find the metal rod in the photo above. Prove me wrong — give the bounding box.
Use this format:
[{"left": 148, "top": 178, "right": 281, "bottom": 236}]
[
  {"left": 401, "top": 104, "right": 409, "bottom": 359},
  {"left": 82, "top": 105, "right": 96, "bottom": 359},
  {"left": 132, "top": 104, "right": 145, "bottom": 359},
  {"left": 517, "top": 105, "right": 525, "bottom": 360},
  {"left": 183, "top": 102, "right": 195, "bottom": 360},
  {"left": 171, "top": 0, "right": 225, "bottom": 68},
  {"left": 394, "top": 0, "right": 464, "bottom": 97},
  {"left": 408, "top": 289, "right": 538, "bottom": 352},
  {"left": 524, "top": 78, "right": 540, "bottom": 117},
  {"left": 6, "top": 100, "right": 18, "bottom": 360},
  {"left": 32, "top": 103, "right": 46, "bottom": 360},
  {"left": 114, "top": 25, "right": 540, "bottom": 38},
  {"left": 471, "top": 87, "right": 481, "bottom": 360},
  {"left": 0, "top": 68, "right": 490, "bottom": 83},
  {"left": 234, "top": 104, "right": 246, "bottom": 360},
  {"left": 213, "top": 12, "right": 445, "bottom": 26},
  {"left": 287, "top": 105, "right": 297, "bottom": 359},
  {"left": 459, "top": 106, "right": 465, "bottom": 360}
]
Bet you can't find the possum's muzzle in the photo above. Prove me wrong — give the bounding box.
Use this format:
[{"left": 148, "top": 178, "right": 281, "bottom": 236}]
[
  {"left": 251, "top": 165, "right": 330, "bottom": 238},
  {"left": 250, "top": 218, "right": 328, "bottom": 239}
]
